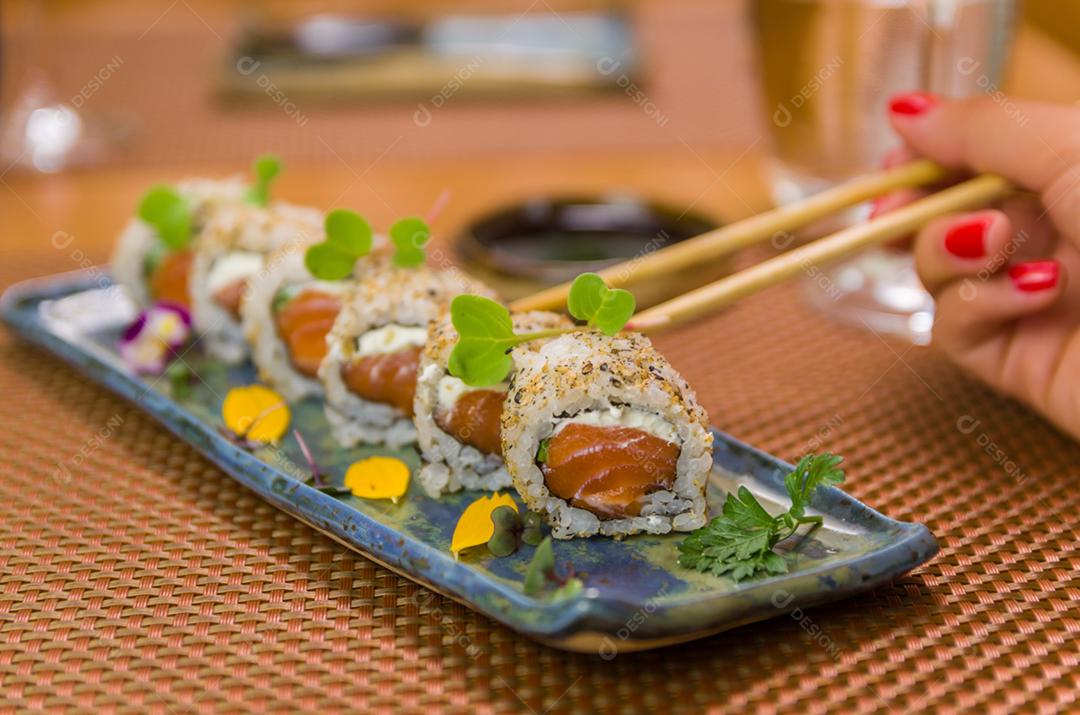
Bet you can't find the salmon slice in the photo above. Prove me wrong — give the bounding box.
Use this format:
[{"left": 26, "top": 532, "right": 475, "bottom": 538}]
[
  {"left": 213, "top": 279, "right": 248, "bottom": 320},
  {"left": 435, "top": 389, "right": 505, "bottom": 455},
  {"left": 274, "top": 290, "right": 343, "bottom": 377},
  {"left": 148, "top": 249, "right": 193, "bottom": 309},
  {"left": 542, "top": 423, "right": 680, "bottom": 518},
  {"left": 341, "top": 346, "right": 422, "bottom": 415}
]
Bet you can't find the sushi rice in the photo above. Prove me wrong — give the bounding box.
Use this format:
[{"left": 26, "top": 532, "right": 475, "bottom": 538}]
[
  {"left": 190, "top": 202, "right": 322, "bottom": 364},
  {"left": 502, "top": 330, "right": 713, "bottom": 539},
  {"left": 111, "top": 169, "right": 721, "bottom": 548},
  {"left": 241, "top": 240, "right": 390, "bottom": 401},
  {"left": 320, "top": 266, "right": 496, "bottom": 448},
  {"left": 414, "top": 309, "right": 572, "bottom": 498},
  {"left": 110, "top": 176, "right": 248, "bottom": 307}
]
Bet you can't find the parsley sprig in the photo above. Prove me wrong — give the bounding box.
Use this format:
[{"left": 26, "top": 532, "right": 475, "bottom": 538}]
[{"left": 678, "top": 454, "right": 844, "bottom": 581}]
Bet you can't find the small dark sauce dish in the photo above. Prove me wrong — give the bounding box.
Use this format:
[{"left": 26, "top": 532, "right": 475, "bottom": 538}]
[{"left": 455, "top": 196, "right": 724, "bottom": 306}]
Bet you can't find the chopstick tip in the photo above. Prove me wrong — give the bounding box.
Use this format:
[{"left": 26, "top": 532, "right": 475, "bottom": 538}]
[{"left": 625, "top": 314, "right": 671, "bottom": 333}]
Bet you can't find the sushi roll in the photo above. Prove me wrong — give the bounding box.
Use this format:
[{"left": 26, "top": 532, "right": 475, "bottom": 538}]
[
  {"left": 320, "top": 267, "right": 496, "bottom": 448},
  {"left": 414, "top": 310, "right": 572, "bottom": 498},
  {"left": 110, "top": 176, "right": 248, "bottom": 309},
  {"left": 191, "top": 201, "right": 323, "bottom": 364},
  {"left": 501, "top": 331, "right": 712, "bottom": 539},
  {"left": 241, "top": 241, "right": 389, "bottom": 402}
]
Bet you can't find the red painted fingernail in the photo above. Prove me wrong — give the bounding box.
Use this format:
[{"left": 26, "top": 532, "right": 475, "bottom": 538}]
[
  {"left": 889, "top": 91, "right": 938, "bottom": 116},
  {"left": 1008, "top": 260, "right": 1060, "bottom": 292},
  {"left": 868, "top": 197, "right": 887, "bottom": 219},
  {"left": 944, "top": 217, "right": 990, "bottom": 259}
]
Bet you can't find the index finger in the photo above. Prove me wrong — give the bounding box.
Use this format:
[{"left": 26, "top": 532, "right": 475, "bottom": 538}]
[
  {"left": 889, "top": 95, "right": 1080, "bottom": 245},
  {"left": 889, "top": 95, "right": 1080, "bottom": 193}
]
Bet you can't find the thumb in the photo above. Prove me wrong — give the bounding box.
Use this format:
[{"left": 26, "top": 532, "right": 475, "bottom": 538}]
[{"left": 887, "top": 94, "right": 1080, "bottom": 238}]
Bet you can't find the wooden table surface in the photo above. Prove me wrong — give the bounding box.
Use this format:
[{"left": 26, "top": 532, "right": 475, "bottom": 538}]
[{"left": 0, "top": 149, "right": 770, "bottom": 287}]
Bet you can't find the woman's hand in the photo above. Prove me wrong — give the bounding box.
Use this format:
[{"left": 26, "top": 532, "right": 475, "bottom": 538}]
[{"left": 883, "top": 94, "right": 1080, "bottom": 439}]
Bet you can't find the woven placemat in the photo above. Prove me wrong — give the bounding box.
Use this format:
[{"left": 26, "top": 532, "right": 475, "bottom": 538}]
[{"left": 1, "top": 265, "right": 1078, "bottom": 714}]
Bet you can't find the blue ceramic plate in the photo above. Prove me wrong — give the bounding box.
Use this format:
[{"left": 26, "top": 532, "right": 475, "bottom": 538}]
[{"left": 1, "top": 270, "right": 938, "bottom": 653}]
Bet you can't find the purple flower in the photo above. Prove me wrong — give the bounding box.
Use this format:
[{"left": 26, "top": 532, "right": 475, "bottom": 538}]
[{"left": 119, "top": 302, "right": 192, "bottom": 374}]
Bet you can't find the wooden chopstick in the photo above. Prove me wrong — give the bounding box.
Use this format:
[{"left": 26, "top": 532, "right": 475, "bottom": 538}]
[
  {"left": 509, "top": 158, "right": 950, "bottom": 313},
  {"left": 626, "top": 174, "right": 1012, "bottom": 333}
]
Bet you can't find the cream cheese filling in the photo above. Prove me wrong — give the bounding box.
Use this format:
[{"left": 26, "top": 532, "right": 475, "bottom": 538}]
[
  {"left": 207, "top": 251, "right": 263, "bottom": 296},
  {"left": 296, "top": 279, "right": 354, "bottom": 297},
  {"left": 553, "top": 405, "right": 678, "bottom": 444},
  {"left": 356, "top": 324, "right": 428, "bottom": 357},
  {"left": 435, "top": 375, "right": 509, "bottom": 414}
]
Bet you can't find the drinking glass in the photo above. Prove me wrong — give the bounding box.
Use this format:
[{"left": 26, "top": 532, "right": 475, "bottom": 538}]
[
  {"left": 0, "top": 1, "right": 129, "bottom": 172},
  {"left": 751, "top": 0, "right": 1018, "bottom": 343}
]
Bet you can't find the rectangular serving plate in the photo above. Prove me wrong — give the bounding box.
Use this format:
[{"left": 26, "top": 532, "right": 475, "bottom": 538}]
[{"left": 1, "top": 270, "right": 938, "bottom": 653}]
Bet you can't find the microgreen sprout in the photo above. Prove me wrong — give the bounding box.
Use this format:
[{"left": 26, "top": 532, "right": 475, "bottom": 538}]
[
  {"left": 137, "top": 185, "right": 192, "bottom": 250},
  {"left": 447, "top": 295, "right": 567, "bottom": 387},
  {"left": 304, "top": 209, "right": 374, "bottom": 280},
  {"left": 448, "top": 273, "right": 637, "bottom": 386},
  {"left": 566, "top": 272, "right": 636, "bottom": 336},
  {"left": 294, "top": 428, "right": 351, "bottom": 495},
  {"left": 389, "top": 216, "right": 431, "bottom": 267},
  {"left": 486, "top": 507, "right": 545, "bottom": 557},
  {"left": 524, "top": 536, "right": 583, "bottom": 599},
  {"left": 165, "top": 360, "right": 193, "bottom": 398},
  {"left": 246, "top": 153, "right": 282, "bottom": 206}
]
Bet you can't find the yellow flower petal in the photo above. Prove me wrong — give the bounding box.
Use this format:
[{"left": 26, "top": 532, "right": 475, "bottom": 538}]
[
  {"left": 222, "top": 385, "right": 290, "bottom": 443},
  {"left": 450, "top": 493, "right": 518, "bottom": 556},
  {"left": 345, "top": 457, "right": 410, "bottom": 501}
]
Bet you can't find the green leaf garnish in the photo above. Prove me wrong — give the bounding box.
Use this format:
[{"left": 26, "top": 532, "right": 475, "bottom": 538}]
[
  {"left": 524, "top": 536, "right": 554, "bottom": 595},
  {"left": 566, "top": 272, "right": 635, "bottom": 336},
  {"left": 165, "top": 360, "right": 192, "bottom": 399},
  {"left": 783, "top": 453, "right": 844, "bottom": 522},
  {"left": 447, "top": 295, "right": 568, "bottom": 387},
  {"left": 326, "top": 209, "right": 373, "bottom": 255},
  {"left": 142, "top": 240, "right": 169, "bottom": 278},
  {"left": 389, "top": 216, "right": 430, "bottom": 267},
  {"left": 246, "top": 153, "right": 282, "bottom": 206},
  {"left": 304, "top": 243, "right": 356, "bottom": 281},
  {"left": 447, "top": 273, "right": 637, "bottom": 387},
  {"left": 552, "top": 576, "right": 584, "bottom": 600},
  {"left": 137, "top": 185, "right": 192, "bottom": 250},
  {"left": 304, "top": 209, "right": 374, "bottom": 281},
  {"left": 271, "top": 284, "right": 300, "bottom": 314},
  {"left": 536, "top": 438, "right": 551, "bottom": 464},
  {"left": 678, "top": 454, "right": 845, "bottom": 582},
  {"left": 524, "top": 536, "right": 581, "bottom": 599},
  {"left": 448, "top": 296, "right": 519, "bottom": 387}
]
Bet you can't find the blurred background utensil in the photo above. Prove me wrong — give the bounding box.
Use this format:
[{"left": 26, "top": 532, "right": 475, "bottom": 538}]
[
  {"left": 458, "top": 195, "right": 720, "bottom": 307},
  {"left": 218, "top": 11, "right": 638, "bottom": 103}
]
